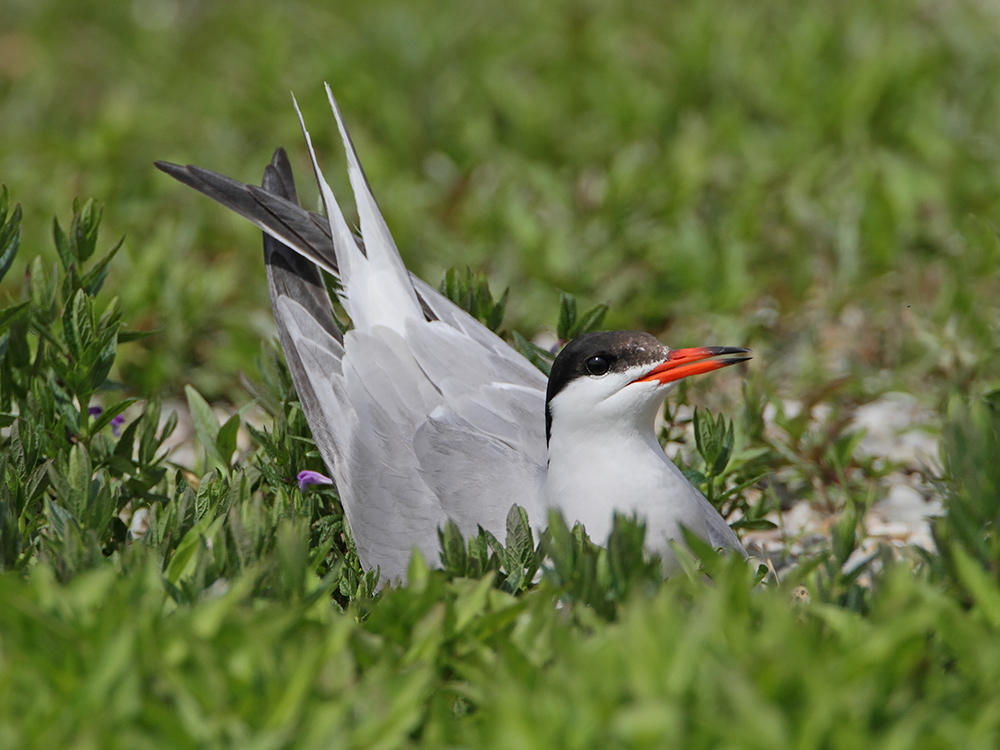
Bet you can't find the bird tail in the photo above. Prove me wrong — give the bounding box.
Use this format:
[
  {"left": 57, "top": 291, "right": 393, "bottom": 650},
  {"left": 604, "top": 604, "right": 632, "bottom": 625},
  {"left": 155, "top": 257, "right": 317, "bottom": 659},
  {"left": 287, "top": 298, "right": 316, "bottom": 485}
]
[{"left": 156, "top": 85, "right": 426, "bottom": 337}]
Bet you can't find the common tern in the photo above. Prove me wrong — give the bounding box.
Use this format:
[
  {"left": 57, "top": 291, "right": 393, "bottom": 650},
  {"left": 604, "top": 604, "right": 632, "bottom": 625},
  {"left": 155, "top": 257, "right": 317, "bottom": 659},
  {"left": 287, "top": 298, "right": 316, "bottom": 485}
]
[{"left": 156, "top": 87, "right": 751, "bottom": 580}]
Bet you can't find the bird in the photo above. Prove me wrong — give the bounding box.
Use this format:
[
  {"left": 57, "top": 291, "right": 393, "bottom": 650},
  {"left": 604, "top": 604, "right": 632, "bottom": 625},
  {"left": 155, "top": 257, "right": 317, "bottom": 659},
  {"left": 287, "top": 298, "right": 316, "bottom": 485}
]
[{"left": 156, "top": 86, "right": 751, "bottom": 581}]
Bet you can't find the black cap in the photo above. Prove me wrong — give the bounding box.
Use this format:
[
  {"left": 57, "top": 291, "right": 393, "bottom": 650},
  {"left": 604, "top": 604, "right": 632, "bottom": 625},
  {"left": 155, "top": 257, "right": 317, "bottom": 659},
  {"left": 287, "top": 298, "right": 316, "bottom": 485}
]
[{"left": 545, "top": 331, "right": 668, "bottom": 442}]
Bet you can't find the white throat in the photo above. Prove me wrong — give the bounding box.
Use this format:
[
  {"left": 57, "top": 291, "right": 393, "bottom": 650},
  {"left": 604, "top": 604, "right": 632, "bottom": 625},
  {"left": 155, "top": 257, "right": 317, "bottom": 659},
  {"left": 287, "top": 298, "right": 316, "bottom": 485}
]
[{"left": 543, "top": 383, "right": 709, "bottom": 557}]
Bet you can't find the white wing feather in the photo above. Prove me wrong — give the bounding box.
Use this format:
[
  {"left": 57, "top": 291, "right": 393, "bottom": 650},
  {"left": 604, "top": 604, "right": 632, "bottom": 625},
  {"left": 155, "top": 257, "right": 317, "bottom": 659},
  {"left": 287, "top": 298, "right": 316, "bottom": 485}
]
[{"left": 290, "top": 93, "right": 549, "bottom": 578}]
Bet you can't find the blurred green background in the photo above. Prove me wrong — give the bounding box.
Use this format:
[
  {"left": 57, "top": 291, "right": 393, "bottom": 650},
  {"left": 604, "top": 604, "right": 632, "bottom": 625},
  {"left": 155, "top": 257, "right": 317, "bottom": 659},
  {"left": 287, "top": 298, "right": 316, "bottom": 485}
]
[{"left": 3, "top": 0, "right": 1000, "bottom": 401}]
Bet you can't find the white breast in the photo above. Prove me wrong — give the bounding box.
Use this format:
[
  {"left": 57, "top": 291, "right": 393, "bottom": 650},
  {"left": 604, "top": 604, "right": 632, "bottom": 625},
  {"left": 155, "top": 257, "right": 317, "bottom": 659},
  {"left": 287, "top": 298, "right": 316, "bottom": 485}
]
[{"left": 543, "top": 384, "right": 710, "bottom": 568}]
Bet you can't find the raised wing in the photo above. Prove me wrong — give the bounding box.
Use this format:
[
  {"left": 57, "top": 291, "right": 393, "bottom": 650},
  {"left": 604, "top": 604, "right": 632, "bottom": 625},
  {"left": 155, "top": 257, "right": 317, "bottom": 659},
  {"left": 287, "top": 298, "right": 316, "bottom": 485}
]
[{"left": 158, "top": 90, "right": 547, "bottom": 581}]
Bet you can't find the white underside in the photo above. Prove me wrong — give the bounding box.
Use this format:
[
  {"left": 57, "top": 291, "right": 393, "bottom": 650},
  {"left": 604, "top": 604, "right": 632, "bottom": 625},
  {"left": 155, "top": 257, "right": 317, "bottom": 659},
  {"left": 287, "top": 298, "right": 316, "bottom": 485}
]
[{"left": 544, "top": 416, "right": 710, "bottom": 570}]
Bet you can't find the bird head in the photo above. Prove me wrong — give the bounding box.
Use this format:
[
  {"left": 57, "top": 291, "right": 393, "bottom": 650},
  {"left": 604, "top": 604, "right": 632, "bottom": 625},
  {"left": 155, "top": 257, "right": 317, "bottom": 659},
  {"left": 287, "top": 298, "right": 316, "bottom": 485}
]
[{"left": 545, "top": 331, "right": 751, "bottom": 444}]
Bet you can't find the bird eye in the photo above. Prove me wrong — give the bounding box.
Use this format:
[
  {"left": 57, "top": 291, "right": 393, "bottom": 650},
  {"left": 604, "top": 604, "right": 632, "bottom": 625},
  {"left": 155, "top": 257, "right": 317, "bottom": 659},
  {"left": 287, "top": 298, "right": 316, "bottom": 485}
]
[{"left": 585, "top": 355, "right": 611, "bottom": 376}]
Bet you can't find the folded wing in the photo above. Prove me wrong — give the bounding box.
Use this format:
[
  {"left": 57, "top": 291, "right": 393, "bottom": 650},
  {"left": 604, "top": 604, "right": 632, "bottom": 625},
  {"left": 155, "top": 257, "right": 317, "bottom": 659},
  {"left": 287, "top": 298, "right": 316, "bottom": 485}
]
[{"left": 157, "top": 93, "right": 547, "bottom": 581}]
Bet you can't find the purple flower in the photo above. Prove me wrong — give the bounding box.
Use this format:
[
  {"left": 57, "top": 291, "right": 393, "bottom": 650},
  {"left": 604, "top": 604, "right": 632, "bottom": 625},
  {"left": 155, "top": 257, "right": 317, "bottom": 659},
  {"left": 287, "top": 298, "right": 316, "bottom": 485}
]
[
  {"left": 88, "top": 406, "right": 126, "bottom": 437},
  {"left": 297, "top": 470, "right": 334, "bottom": 492}
]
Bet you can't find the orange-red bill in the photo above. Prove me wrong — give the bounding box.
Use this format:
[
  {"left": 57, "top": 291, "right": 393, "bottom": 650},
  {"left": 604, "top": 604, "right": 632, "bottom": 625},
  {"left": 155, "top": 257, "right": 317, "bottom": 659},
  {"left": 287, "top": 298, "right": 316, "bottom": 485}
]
[{"left": 630, "top": 346, "right": 751, "bottom": 386}]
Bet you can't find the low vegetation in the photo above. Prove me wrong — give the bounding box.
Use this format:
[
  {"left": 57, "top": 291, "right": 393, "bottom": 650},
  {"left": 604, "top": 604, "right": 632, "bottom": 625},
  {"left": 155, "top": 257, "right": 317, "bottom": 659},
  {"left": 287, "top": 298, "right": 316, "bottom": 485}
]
[
  {"left": 0, "top": 190, "right": 999, "bottom": 747},
  {"left": 4, "top": 0, "right": 1000, "bottom": 745}
]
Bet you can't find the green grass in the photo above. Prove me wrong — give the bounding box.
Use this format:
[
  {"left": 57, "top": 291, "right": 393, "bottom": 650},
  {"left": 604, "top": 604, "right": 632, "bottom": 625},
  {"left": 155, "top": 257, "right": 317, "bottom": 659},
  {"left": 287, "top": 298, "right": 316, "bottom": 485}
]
[
  {"left": 7, "top": 554, "right": 1000, "bottom": 748},
  {"left": 3, "top": 0, "right": 1000, "bottom": 745}
]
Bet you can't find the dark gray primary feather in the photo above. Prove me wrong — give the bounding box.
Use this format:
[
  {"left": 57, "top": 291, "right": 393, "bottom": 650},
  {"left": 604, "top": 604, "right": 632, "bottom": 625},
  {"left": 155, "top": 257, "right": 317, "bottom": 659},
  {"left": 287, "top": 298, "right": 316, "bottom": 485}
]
[
  {"left": 259, "top": 149, "right": 345, "bottom": 469},
  {"left": 157, "top": 158, "right": 339, "bottom": 274},
  {"left": 260, "top": 149, "right": 342, "bottom": 343}
]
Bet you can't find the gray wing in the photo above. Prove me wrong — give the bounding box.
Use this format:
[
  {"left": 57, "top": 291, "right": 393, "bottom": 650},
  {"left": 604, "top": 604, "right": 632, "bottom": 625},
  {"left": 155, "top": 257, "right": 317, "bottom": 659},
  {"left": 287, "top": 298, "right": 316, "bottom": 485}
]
[
  {"left": 414, "top": 410, "right": 547, "bottom": 540},
  {"left": 160, "top": 148, "right": 548, "bottom": 581}
]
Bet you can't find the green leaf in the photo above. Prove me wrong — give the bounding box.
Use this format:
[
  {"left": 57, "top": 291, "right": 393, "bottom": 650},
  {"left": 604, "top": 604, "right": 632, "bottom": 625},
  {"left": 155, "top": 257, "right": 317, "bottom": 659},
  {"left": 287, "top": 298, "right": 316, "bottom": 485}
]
[
  {"left": 80, "top": 236, "right": 124, "bottom": 296},
  {"left": 693, "top": 409, "right": 734, "bottom": 478},
  {"left": 88, "top": 398, "right": 137, "bottom": 436},
  {"left": 437, "top": 267, "right": 508, "bottom": 332},
  {"left": 680, "top": 524, "right": 725, "bottom": 579},
  {"left": 27, "top": 257, "right": 59, "bottom": 319},
  {"left": 730, "top": 518, "right": 778, "bottom": 531},
  {"left": 486, "top": 287, "right": 509, "bottom": 332},
  {"left": 44, "top": 497, "right": 78, "bottom": 539},
  {"left": 510, "top": 331, "right": 554, "bottom": 376},
  {"left": 542, "top": 509, "right": 572, "bottom": 568},
  {"left": 62, "top": 289, "right": 89, "bottom": 362},
  {"left": 184, "top": 384, "right": 224, "bottom": 467},
  {"left": 505, "top": 506, "right": 531, "bottom": 555},
  {"left": 713, "top": 418, "right": 735, "bottom": 475},
  {"left": 606, "top": 513, "right": 657, "bottom": 591},
  {"left": 570, "top": 302, "right": 608, "bottom": 338},
  {"left": 693, "top": 409, "right": 718, "bottom": 469},
  {"left": 952, "top": 545, "right": 1000, "bottom": 628},
  {"left": 87, "top": 336, "right": 118, "bottom": 392},
  {"left": 96, "top": 295, "right": 123, "bottom": 332},
  {"left": 441, "top": 266, "right": 460, "bottom": 302},
  {"left": 831, "top": 504, "right": 858, "bottom": 568},
  {"left": 116, "top": 329, "right": 155, "bottom": 344},
  {"left": 557, "top": 292, "right": 577, "bottom": 340},
  {"left": 86, "top": 471, "right": 115, "bottom": 533},
  {"left": 466, "top": 529, "right": 490, "bottom": 574},
  {"left": 52, "top": 217, "right": 74, "bottom": 271},
  {"left": 0, "top": 301, "right": 28, "bottom": 333},
  {"left": 67, "top": 444, "right": 93, "bottom": 519},
  {"left": 482, "top": 527, "right": 505, "bottom": 563},
  {"left": 438, "top": 519, "right": 468, "bottom": 576},
  {"left": 0, "top": 189, "right": 21, "bottom": 284},
  {"left": 277, "top": 517, "right": 309, "bottom": 598},
  {"left": 216, "top": 413, "right": 241, "bottom": 467},
  {"left": 452, "top": 572, "right": 495, "bottom": 632},
  {"left": 682, "top": 468, "right": 708, "bottom": 486},
  {"left": 70, "top": 197, "right": 102, "bottom": 264},
  {"left": 718, "top": 469, "right": 770, "bottom": 503},
  {"left": 4, "top": 317, "right": 30, "bottom": 368},
  {"left": 47, "top": 443, "right": 95, "bottom": 523},
  {"left": 165, "top": 513, "right": 227, "bottom": 584}
]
